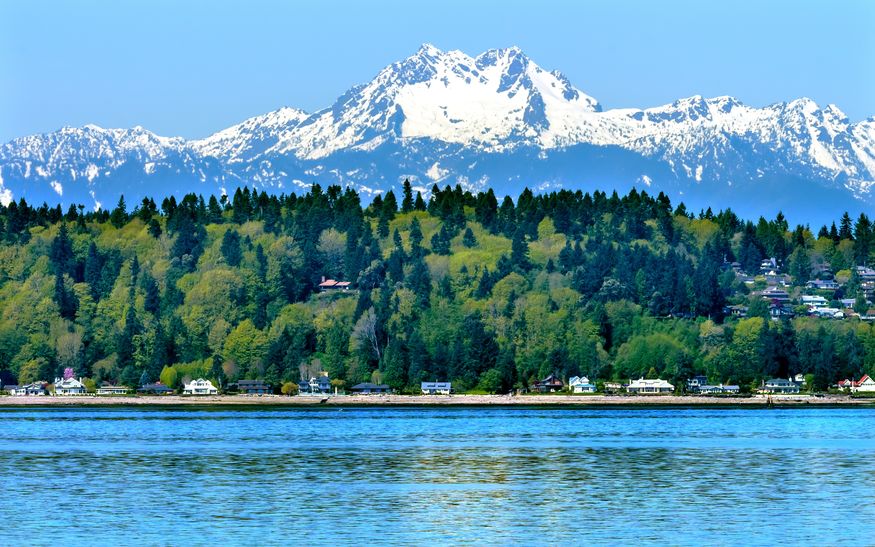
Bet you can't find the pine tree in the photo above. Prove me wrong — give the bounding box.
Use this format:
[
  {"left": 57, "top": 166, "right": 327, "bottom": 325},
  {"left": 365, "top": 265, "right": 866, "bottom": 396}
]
[
  {"left": 220, "top": 229, "right": 242, "bottom": 267},
  {"left": 110, "top": 195, "right": 127, "bottom": 228},
  {"left": 401, "top": 179, "right": 414, "bottom": 213}
]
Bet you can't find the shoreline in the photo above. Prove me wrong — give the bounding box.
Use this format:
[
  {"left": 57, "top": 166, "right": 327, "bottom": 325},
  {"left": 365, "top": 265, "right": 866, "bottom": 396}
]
[{"left": 1, "top": 393, "right": 873, "bottom": 407}]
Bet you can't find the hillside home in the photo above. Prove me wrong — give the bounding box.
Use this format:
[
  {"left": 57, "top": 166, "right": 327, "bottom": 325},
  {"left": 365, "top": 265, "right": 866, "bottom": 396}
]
[
  {"left": 686, "top": 375, "right": 709, "bottom": 392},
  {"left": 761, "top": 286, "right": 790, "bottom": 304},
  {"left": 801, "top": 295, "right": 830, "bottom": 309},
  {"left": 627, "top": 378, "right": 674, "bottom": 394},
  {"left": 53, "top": 377, "right": 87, "bottom": 395},
  {"left": 568, "top": 376, "right": 596, "bottom": 393},
  {"left": 318, "top": 277, "right": 351, "bottom": 292},
  {"left": 183, "top": 378, "right": 218, "bottom": 395},
  {"left": 807, "top": 279, "right": 839, "bottom": 291},
  {"left": 421, "top": 381, "right": 452, "bottom": 395}
]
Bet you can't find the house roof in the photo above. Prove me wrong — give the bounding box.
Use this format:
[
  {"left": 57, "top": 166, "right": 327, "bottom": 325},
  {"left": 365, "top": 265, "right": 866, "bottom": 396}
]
[{"left": 422, "top": 382, "right": 451, "bottom": 389}]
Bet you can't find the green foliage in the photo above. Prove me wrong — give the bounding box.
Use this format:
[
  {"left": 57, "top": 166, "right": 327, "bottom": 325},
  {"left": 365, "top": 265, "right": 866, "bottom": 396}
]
[{"left": 0, "top": 184, "right": 872, "bottom": 395}]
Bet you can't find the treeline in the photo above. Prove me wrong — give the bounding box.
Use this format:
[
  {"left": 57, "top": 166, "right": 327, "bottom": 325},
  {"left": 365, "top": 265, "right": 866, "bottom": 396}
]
[{"left": 1, "top": 181, "right": 875, "bottom": 393}]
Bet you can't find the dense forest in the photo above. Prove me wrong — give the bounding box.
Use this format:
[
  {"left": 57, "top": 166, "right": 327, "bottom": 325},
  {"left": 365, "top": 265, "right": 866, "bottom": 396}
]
[{"left": 1, "top": 181, "right": 874, "bottom": 394}]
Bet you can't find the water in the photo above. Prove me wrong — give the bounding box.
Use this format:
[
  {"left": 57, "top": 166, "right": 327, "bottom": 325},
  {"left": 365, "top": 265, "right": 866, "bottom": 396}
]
[{"left": 1, "top": 406, "right": 874, "bottom": 546}]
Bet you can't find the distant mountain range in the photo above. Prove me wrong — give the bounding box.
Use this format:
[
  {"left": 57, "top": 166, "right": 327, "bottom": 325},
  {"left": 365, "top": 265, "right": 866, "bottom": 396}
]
[{"left": 2, "top": 44, "right": 874, "bottom": 225}]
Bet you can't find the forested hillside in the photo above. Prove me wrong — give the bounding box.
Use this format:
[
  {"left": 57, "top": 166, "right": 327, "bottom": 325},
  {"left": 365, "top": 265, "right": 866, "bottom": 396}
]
[{"left": 1, "top": 182, "right": 874, "bottom": 393}]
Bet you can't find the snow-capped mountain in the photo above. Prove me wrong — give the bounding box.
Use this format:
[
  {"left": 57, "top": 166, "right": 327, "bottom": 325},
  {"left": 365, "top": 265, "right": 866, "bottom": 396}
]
[{"left": 2, "top": 44, "right": 874, "bottom": 224}]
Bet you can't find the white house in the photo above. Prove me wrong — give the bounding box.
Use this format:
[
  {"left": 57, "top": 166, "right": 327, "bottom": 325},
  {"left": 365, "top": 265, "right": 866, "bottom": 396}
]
[
  {"left": 627, "top": 378, "right": 674, "bottom": 394},
  {"left": 97, "top": 384, "right": 129, "bottom": 395},
  {"left": 53, "top": 377, "right": 87, "bottom": 395},
  {"left": 421, "top": 381, "right": 451, "bottom": 395},
  {"left": 853, "top": 375, "right": 875, "bottom": 393},
  {"left": 183, "top": 378, "right": 218, "bottom": 395},
  {"left": 7, "top": 382, "right": 48, "bottom": 396},
  {"left": 569, "top": 376, "right": 596, "bottom": 393}
]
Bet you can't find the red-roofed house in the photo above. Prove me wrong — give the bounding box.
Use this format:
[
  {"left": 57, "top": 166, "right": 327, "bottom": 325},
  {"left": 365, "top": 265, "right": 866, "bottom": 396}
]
[
  {"left": 854, "top": 374, "right": 875, "bottom": 393},
  {"left": 318, "top": 277, "right": 351, "bottom": 292}
]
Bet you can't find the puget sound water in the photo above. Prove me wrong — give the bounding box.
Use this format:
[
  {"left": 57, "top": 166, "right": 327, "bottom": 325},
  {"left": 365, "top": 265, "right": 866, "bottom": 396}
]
[{"left": 1, "top": 405, "right": 874, "bottom": 546}]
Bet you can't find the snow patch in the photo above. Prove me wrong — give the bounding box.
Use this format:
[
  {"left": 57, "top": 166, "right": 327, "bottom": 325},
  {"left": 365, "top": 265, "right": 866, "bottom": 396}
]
[
  {"left": 638, "top": 174, "right": 652, "bottom": 187},
  {"left": 50, "top": 181, "right": 63, "bottom": 196},
  {"left": 695, "top": 165, "right": 703, "bottom": 182},
  {"left": 0, "top": 168, "right": 12, "bottom": 206},
  {"left": 144, "top": 162, "right": 156, "bottom": 175},
  {"left": 85, "top": 163, "right": 99, "bottom": 183},
  {"left": 426, "top": 162, "right": 449, "bottom": 181}
]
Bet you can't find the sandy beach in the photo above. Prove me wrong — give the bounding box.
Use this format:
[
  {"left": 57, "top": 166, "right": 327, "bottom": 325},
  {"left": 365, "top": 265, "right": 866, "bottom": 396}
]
[{"left": 1, "top": 393, "right": 871, "bottom": 406}]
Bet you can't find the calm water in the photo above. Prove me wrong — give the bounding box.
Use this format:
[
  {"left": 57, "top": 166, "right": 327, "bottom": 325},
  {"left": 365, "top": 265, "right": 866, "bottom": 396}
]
[{"left": 1, "top": 406, "right": 874, "bottom": 546}]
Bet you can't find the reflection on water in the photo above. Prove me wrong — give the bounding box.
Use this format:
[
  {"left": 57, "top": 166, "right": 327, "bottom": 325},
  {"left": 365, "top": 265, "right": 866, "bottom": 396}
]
[{"left": 1, "top": 407, "right": 874, "bottom": 545}]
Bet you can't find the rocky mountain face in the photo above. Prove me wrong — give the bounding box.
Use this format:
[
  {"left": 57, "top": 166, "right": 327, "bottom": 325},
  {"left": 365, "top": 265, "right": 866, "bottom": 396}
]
[{"left": 2, "top": 44, "right": 873, "bottom": 225}]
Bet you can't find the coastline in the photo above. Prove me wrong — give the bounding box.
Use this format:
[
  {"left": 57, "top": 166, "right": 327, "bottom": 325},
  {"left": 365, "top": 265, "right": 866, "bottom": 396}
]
[{"left": 1, "top": 393, "right": 872, "bottom": 407}]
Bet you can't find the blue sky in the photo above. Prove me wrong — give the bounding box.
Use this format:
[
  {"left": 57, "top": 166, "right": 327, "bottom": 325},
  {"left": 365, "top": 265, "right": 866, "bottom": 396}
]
[{"left": 1, "top": 0, "right": 873, "bottom": 142}]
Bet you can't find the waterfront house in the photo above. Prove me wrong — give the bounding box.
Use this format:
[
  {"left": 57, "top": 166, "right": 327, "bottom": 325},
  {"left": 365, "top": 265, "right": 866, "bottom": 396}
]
[
  {"left": 699, "top": 384, "right": 740, "bottom": 395},
  {"left": 235, "top": 380, "right": 272, "bottom": 395},
  {"left": 421, "top": 381, "right": 452, "bottom": 395},
  {"left": 568, "top": 376, "right": 596, "bottom": 393},
  {"left": 759, "top": 378, "right": 801, "bottom": 394},
  {"left": 686, "top": 375, "right": 709, "bottom": 392},
  {"left": 350, "top": 383, "right": 391, "bottom": 394},
  {"left": 603, "top": 382, "right": 624, "bottom": 394},
  {"left": 1, "top": 384, "right": 19, "bottom": 394},
  {"left": 299, "top": 375, "right": 331, "bottom": 394},
  {"left": 53, "top": 376, "right": 87, "bottom": 395},
  {"left": 183, "top": 378, "right": 218, "bottom": 395},
  {"left": 627, "top": 378, "right": 674, "bottom": 394},
  {"left": 137, "top": 382, "right": 174, "bottom": 395},
  {"left": 7, "top": 382, "right": 48, "bottom": 396},
  {"left": 97, "top": 383, "right": 128, "bottom": 395},
  {"left": 853, "top": 374, "right": 875, "bottom": 393},
  {"left": 532, "top": 373, "right": 564, "bottom": 393}
]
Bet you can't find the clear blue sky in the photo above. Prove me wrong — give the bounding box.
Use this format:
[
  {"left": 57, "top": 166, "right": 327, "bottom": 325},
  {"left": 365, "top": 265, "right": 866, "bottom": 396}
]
[{"left": 2, "top": 0, "right": 873, "bottom": 142}]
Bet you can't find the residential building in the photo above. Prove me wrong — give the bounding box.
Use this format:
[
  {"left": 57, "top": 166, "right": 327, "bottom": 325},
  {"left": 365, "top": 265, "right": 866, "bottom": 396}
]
[
  {"left": 855, "top": 266, "right": 875, "bottom": 282},
  {"left": 96, "top": 384, "right": 128, "bottom": 395},
  {"left": 421, "top": 381, "right": 452, "bottom": 395},
  {"left": 759, "top": 378, "right": 801, "bottom": 394},
  {"left": 603, "top": 382, "right": 624, "bottom": 394},
  {"left": 1, "top": 384, "right": 19, "bottom": 394},
  {"left": 350, "top": 383, "right": 391, "bottom": 394},
  {"left": 801, "top": 295, "right": 829, "bottom": 309},
  {"left": 7, "top": 382, "right": 48, "bottom": 396},
  {"left": 318, "top": 277, "right": 352, "bottom": 292},
  {"left": 53, "top": 376, "right": 87, "bottom": 395},
  {"left": 235, "top": 380, "right": 272, "bottom": 395},
  {"left": 686, "top": 375, "right": 709, "bottom": 392},
  {"left": 532, "top": 373, "right": 564, "bottom": 393},
  {"left": 853, "top": 374, "right": 875, "bottom": 393},
  {"left": 761, "top": 286, "right": 790, "bottom": 305},
  {"left": 183, "top": 378, "right": 218, "bottom": 395},
  {"left": 569, "top": 376, "right": 596, "bottom": 393},
  {"left": 137, "top": 382, "right": 174, "bottom": 395},
  {"left": 298, "top": 375, "right": 331, "bottom": 394},
  {"left": 807, "top": 279, "right": 839, "bottom": 291},
  {"left": 699, "top": 384, "right": 740, "bottom": 394},
  {"left": 627, "top": 378, "right": 674, "bottom": 394}
]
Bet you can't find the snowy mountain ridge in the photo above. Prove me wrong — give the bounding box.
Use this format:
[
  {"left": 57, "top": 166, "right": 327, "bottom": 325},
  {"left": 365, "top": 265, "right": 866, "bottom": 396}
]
[{"left": 1, "top": 44, "right": 874, "bottom": 224}]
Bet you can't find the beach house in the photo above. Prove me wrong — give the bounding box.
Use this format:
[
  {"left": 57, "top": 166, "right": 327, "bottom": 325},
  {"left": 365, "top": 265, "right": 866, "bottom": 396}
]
[
  {"left": 96, "top": 383, "right": 129, "bottom": 395},
  {"left": 183, "top": 378, "right": 218, "bottom": 395},
  {"left": 350, "top": 383, "right": 391, "bottom": 394},
  {"left": 759, "top": 378, "right": 801, "bottom": 394},
  {"left": 568, "top": 376, "right": 596, "bottom": 393},
  {"left": 421, "top": 381, "right": 452, "bottom": 395},
  {"left": 235, "top": 380, "right": 272, "bottom": 395},
  {"left": 627, "top": 378, "right": 674, "bottom": 394},
  {"left": 852, "top": 374, "right": 875, "bottom": 393},
  {"left": 6, "top": 382, "right": 48, "bottom": 396},
  {"left": 137, "top": 382, "right": 174, "bottom": 395},
  {"left": 532, "top": 373, "right": 564, "bottom": 393},
  {"left": 53, "top": 376, "right": 87, "bottom": 395}
]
